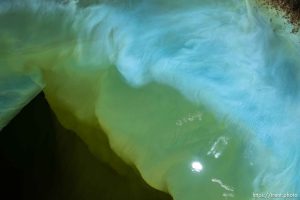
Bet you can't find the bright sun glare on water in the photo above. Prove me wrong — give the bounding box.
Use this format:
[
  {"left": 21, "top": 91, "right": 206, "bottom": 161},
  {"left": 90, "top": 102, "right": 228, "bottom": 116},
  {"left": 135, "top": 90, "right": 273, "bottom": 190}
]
[{"left": 191, "top": 161, "right": 203, "bottom": 173}]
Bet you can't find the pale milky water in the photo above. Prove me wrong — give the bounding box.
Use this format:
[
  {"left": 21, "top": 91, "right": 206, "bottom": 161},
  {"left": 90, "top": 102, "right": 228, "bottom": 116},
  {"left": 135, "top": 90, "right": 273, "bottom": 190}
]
[{"left": 1, "top": 0, "right": 300, "bottom": 199}]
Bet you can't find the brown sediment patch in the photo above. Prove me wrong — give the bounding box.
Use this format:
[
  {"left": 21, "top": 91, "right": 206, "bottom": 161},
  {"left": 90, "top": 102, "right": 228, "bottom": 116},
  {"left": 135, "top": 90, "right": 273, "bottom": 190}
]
[{"left": 258, "top": 0, "right": 300, "bottom": 32}]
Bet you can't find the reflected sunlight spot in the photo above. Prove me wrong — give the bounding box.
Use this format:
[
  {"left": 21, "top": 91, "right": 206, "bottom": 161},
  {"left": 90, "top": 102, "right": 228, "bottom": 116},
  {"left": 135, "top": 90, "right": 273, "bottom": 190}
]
[{"left": 191, "top": 161, "right": 203, "bottom": 173}]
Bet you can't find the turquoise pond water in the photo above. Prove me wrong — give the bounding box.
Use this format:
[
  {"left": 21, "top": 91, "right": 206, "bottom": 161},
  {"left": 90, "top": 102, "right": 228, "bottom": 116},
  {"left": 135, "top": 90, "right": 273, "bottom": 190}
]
[{"left": 1, "top": 0, "right": 300, "bottom": 199}]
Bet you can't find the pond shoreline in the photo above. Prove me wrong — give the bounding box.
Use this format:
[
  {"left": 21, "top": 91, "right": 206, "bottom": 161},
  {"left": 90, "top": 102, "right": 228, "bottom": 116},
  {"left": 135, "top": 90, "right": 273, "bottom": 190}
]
[{"left": 259, "top": 0, "right": 300, "bottom": 31}]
